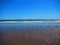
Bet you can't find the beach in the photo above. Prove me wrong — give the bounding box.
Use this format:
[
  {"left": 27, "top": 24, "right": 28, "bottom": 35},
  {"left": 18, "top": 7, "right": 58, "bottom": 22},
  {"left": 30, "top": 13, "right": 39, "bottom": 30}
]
[{"left": 0, "top": 23, "right": 60, "bottom": 45}]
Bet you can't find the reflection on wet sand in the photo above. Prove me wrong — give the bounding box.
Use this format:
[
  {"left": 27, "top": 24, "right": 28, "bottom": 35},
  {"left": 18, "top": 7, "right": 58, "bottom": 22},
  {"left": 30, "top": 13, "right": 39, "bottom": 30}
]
[{"left": 0, "top": 24, "right": 60, "bottom": 45}]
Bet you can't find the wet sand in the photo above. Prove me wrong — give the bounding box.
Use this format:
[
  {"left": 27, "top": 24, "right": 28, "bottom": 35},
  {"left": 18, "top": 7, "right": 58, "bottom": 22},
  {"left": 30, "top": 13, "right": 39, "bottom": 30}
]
[{"left": 0, "top": 23, "right": 60, "bottom": 45}]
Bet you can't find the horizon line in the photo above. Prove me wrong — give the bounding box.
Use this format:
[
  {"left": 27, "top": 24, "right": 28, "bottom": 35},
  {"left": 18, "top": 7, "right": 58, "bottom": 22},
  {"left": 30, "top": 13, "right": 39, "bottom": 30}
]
[{"left": 0, "top": 19, "right": 60, "bottom": 21}]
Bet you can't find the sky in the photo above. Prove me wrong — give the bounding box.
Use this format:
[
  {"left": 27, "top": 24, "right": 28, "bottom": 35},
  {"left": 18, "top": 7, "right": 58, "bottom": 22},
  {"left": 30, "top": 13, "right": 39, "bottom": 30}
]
[{"left": 0, "top": 0, "right": 60, "bottom": 19}]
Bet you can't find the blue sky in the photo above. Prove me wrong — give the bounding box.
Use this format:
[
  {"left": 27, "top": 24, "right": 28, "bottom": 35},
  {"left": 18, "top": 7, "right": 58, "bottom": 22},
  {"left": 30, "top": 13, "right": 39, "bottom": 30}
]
[{"left": 0, "top": 0, "right": 60, "bottom": 19}]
